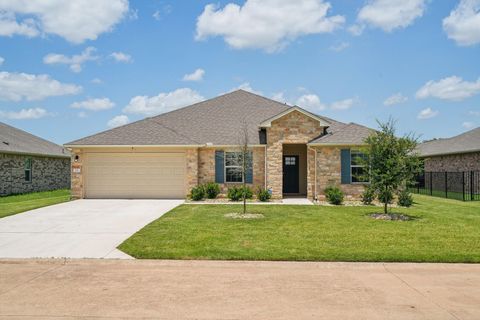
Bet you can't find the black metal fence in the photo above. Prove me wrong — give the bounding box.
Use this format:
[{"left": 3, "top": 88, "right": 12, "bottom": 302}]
[{"left": 409, "top": 171, "right": 480, "bottom": 201}]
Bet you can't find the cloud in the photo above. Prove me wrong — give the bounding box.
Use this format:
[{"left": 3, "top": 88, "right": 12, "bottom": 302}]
[
  {"left": 107, "top": 115, "right": 129, "bottom": 128},
  {"left": 153, "top": 5, "right": 172, "bottom": 21},
  {"left": 0, "top": 56, "right": 4, "bottom": 66},
  {"left": 110, "top": 52, "right": 132, "bottom": 63},
  {"left": 232, "top": 82, "right": 262, "bottom": 95},
  {"left": 271, "top": 92, "right": 288, "bottom": 103},
  {"left": 330, "top": 98, "right": 356, "bottom": 110},
  {"left": 329, "top": 42, "right": 349, "bottom": 52},
  {"left": 384, "top": 93, "right": 408, "bottom": 106},
  {"left": 70, "top": 98, "right": 115, "bottom": 111},
  {"left": 469, "top": 110, "right": 480, "bottom": 116},
  {"left": 183, "top": 68, "right": 205, "bottom": 81},
  {"left": 443, "top": 0, "right": 480, "bottom": 46},
  {"left": 348, "top": 24, "right": 365, "bottom": 36},
  {"left": 123, "top": 88, "right": 205, "bottom": 116},
  {"left": 417, "top": 107, "right": 438, "bottom": 119},
  {"left": 296, "top": 94, "right": 357, "bottom": 110},
  {"left": 77, "top": 111, "right": 88, "bottom": 118},
  {"left": 91, "top": 78, "right": 103, "bottom": 84},
  {"left": 462, "top": 121, "right": 475, "bottom": 129},
  {"left": 296, "top": 94, "right": 326, "bottom": 110},
  {"left": 416, "top": 76, "right": 480, "bottom": 101},
  {"left": 43, "top": 47, "right": 99, "bottom": 73},
  {"left": 0, "top": 0, "right": 129, "bottom": 44},
  {"left": 0, "top": 71, "right": 81, "bottom": 101},
  {"left": 196, "top": 0, "right": 345, "bottom": 52},
  {"left": 0, "top": 107, "right": 49, "bottom": 120},
  {"left": 356, "top": 0, "right": 427, "bottom": 32}
]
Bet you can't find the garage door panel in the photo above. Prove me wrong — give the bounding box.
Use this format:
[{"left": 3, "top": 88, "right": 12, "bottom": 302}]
[{"left": 85, "top": 152, "right": 186, "bottom": 199}]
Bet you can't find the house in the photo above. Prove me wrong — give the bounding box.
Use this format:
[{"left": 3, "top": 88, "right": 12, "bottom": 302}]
[
  {"left": 65, "top": 90, "right": 373, "bottom": 200},
  {"left": 0, "top": 122, "right": 70, "bottom": 196},
  {"left": 417, "top": 127, "right": 480, "bottom": 172}
]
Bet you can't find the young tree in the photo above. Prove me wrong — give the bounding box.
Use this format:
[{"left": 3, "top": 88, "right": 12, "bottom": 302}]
[{"left": 363, "top": 119, "right": 422, "bottom": 215}]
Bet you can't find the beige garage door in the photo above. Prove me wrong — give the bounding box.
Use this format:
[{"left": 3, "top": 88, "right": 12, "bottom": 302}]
[{"left": 85, "top": 152, "right": 186, "bottom": 199}]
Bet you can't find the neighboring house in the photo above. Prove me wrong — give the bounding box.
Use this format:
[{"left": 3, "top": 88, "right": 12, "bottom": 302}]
[
  {"left": 0, "top": 122, "right": 71, "bottom": 196},
  {"left": 417, "top": 127, "right": 480, "bottom": 172},
  {"left": 65, "top": 90, "right": 373, "bottom": 200}
]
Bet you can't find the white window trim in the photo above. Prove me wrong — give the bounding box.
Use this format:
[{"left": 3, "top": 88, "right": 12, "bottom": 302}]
[
  {"left": 24, "top": 157, "right": 32, "bottom": 183},
  {"left": 350, "top": 150, "right": 369, "bottom": 184},
  {"left": 224, "top": 151, "right": 243, "bottom": 183}
]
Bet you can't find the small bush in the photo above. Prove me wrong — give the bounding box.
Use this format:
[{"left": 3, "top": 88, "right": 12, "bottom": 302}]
[
  {"left": 257, "top": 188, "right": 271, "bottom": 202},
  {"left": 227, "top": 186, "right": 253, "bottom": 201},
  {"left": 324, "top": 186, "right": 344, "bottom": 205},
  {"left": 204, "top": 182, "right": 220, "bottom": 199},
  {"left": 378, "top": 189, "right": 394, "bottom": 204},
  {"left": 190, "top": 185, "right": 205, "bottom": 201},
  {"left": 397, "top": 189, "right": 413, "bottom": 207},
  {"left": 361, "top": 187, "right": 375, "bottom": 205}
]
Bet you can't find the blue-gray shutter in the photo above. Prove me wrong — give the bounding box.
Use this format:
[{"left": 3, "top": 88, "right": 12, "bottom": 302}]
[
  {"left": 215, "top": 150, "right": 224, "bottom": 183},
  {"left": 245, "top": 151, "right": 253, "bottom": 184},
  {"left": 340, "top": 149, "right": 351, "bottom": 184}
]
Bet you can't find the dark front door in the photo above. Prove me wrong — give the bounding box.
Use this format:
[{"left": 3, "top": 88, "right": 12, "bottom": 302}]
[{"left": 283, "top": 155, "right": 299, "bottom": 194}]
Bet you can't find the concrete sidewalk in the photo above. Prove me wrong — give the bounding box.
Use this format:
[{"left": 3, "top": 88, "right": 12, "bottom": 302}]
[{"left": 0, "top": 259, "right": 478, "bottom": 319}]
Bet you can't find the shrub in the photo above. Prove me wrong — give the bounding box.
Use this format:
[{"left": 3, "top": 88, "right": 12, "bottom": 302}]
[
  {"left": 324, "top": 186, "right": 344, "bottom": 205},
  {"left": 257, "top": 188, "right": 271, "bottom": 202},
  {"left": 190, "top": 185, "right": 205, "bottom": 201},
  {"left": 378, "top": 189, "right": 394, "bottom": 205},
  {"left": 361, "top": 187, "right": 375, "bottom": 205},
  {"left": 204, "top": 182, "right": 220, "bottom": 199},
  {"left": 397, "top": 189, "right": 413, "bottom": 207},
  {"left": 227, "top": 186, "right": 253, "bottom": 201}
]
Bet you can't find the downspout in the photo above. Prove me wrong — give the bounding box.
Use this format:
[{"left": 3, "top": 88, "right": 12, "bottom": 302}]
[
  {"left": 264, "top": 145, "right": 267, "bottom": 190},
  {"left": 307, "top": 145, "right": 317, "bottom": 201}
]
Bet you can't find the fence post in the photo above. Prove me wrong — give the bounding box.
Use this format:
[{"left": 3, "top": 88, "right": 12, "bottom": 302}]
[
  {"left": 430, "top": 172, "right": 433, "bottom": 196},
  {"left": 472, "top": 171, "right": 475, "bottom": 201},
  {"left": 445, "top": 172, "right": 448, "bottom": 199},
  {"left": 462, "top": 171, "right": 465, "bottom": 201}
]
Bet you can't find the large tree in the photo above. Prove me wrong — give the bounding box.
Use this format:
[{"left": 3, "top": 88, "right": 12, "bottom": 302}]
[{"left": 363, "top": 119, "right": 422, "bottom": 214}]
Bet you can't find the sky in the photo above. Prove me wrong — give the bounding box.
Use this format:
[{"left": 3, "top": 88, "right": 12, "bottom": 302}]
[{"left": 0, "top": 0, "right": 479, "bottom": 145}]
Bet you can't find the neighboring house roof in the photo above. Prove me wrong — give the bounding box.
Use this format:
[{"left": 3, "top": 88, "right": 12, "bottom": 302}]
[
  {"left": 65, "top": 90, "right": 372, "bottom": 147},
  {"left": 417, "top": 127, "right": 480, "bottom": 157},
  {"left": 0, "top": 122, "right": 70, "bottom": 158},
  {"left": 309, "top": 122, "right": 374, "bottom": 145}
]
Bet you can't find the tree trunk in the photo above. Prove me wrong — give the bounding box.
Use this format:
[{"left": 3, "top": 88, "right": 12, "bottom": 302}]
[{"left": 384, "top": 201, "right": 388, "bottom": 215}]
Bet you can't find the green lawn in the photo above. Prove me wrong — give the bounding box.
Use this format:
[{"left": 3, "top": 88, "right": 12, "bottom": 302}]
[
  {"left": 0, "top": 189, "right": 71, "bottom": 219},
  {"left": 119, "top": 195, "right": 480, "bottom": 263}
]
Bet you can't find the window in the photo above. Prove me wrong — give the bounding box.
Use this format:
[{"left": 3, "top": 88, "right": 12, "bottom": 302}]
[
  {"left": 351, "top": 150, "right": 368, "bottom": 183},
  {"left": 285, "top": 156, "right": 296, "bottom": 165},
  {"left": 24, "top": 157, "right": 32, "bottom": 182},
  {"left": 225, "top": 152, "right": 243, "bottom": 183}
]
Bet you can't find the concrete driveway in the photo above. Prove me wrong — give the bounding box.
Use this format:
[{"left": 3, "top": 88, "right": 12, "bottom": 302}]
[{"left": 0, "top": 199, "right": 183, "bottom": 259}]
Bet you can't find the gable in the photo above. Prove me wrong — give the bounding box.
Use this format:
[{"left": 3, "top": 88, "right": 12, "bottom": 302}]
[{"left": 259, "top": 107, "right": 331, "bottom": 128}]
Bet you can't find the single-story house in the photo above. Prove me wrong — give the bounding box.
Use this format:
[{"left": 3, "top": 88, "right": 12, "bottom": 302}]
[
  {"left": 0, "top": 122, "right": 70, "bottom": 196},
  {"left": 65, "top": 90, "right": 373, "bottom": 200},
  {"left": 417, "top": 127, "right": 480, "bottom": 172}
]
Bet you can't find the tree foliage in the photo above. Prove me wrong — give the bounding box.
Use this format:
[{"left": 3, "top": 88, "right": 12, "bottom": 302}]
[{"left": 363, "top": 119, "right": 422, "bottom": 214}]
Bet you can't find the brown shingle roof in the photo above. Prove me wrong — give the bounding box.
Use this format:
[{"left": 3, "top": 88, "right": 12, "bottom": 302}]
[
  {"left": 309, "top": 122, "right": 374, "bottom": 145},
  {"left": 417, "top": 127, "right": 480, "bottom": 157},
  {"left": 0, "top": 122, "right": 69, "bottom": 158}
]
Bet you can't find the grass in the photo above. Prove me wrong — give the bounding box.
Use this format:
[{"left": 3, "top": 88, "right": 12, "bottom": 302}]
[
  {"left": 119, "top": 195, "right": 480, "bottom": 263},
  {"left": 0, "top": 189, "right": 71, "bottom": 219}
]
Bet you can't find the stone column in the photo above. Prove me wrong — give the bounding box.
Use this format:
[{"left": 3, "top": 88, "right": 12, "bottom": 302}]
[{"left": 71, "top": 149, "right": 84, "bottom": 199}]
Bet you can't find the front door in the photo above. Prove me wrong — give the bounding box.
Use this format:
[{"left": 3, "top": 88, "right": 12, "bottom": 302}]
[{"left": 283, "top": 155, "right": 299, "bottom": 194}]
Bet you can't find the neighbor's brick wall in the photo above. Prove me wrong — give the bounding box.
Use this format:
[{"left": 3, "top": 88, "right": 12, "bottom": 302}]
[
  {"left": 313, "top": 146, "right": 365, "bottom": 200},
  {"left": 0, "top": 153, "right": 70, "bottom": 196},
  {"left": 424, "top": 152, "right": 480, "bottom": 172},
  {"left": 197, "top": 147, "right": 265, "bottom": 195},
  {"left": 266, "top": 110, "right": 324, "bottom": 199}
]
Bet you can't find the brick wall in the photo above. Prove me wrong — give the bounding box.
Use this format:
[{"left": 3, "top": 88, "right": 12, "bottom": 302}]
[
  {"left": 266, "top": 110, "right": 324, "bottom": 199},
  {"left": 0, "top": 153, "right": 70, "bottom": 196},
  {"left": 197, "top": 147, "right": 265, "bottom": 195},
  {"left": 313, "top": 146, "right": 365, "bottom": 200},
  {"left": 424, "top": 152, "right": 480, "bottom": 172}
]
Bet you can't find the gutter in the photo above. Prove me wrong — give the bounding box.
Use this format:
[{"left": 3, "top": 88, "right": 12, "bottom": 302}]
[{"left": 0, "top": 150, "right": 70, "bottom": 159}]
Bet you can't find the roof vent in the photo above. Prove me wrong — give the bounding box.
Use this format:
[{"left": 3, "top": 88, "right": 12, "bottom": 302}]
[{"left": 2, "top": 141, "right": 9, "bottom": 145}]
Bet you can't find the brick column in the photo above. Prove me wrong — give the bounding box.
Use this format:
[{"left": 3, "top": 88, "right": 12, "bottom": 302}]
[
  {"left": 71, "top": 149, "right": 84, "bottom": 199},
  {"left": 185, "top": 148, "right": 199, "bottom": 195}
]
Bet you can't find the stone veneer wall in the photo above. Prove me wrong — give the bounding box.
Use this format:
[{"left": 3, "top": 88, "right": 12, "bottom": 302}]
[
  {"left": 424, "top": 152, "right": 480, "bottom": 172},
  {"left": 0, "top": 153, "right": 70, "bottom": 196},
  {"left": 266, "top": 110, "right": 324, "bottom": 199},
  {"left": 313, "top": 146, "right": 365, "bottom": 200},
  {"left": 197, "top": 147, "right": 265, "bottom": 195}
]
